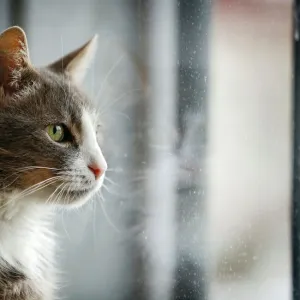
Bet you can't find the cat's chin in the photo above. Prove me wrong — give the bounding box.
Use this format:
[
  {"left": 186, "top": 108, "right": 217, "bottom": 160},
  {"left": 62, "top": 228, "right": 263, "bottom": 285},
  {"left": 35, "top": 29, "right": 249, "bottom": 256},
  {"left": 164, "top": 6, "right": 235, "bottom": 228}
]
[
  {"left": 51, "top": 184, "right": 102, "bottom": 208},
  {"left": 63, "top": 177, "right": 104, "bottom": 208},
  {"left": 60, "top": 189, "right": 97, "bottom": 208}
]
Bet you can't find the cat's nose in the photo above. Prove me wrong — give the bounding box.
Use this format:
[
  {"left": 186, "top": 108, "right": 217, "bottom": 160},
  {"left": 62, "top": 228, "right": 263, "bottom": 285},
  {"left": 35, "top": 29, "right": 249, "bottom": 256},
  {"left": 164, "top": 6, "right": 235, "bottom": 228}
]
[{"left": 88, "top": 163, "right": 103, "bottom": 179}]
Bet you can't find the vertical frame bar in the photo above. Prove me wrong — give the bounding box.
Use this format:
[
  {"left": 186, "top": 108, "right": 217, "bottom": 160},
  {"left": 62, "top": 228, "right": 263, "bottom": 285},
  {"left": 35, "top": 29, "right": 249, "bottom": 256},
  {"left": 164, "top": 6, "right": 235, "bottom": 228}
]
[
  {"left": 144, "top": 1, "right": 178, "bottom": 299},
  {"left": 293, "top": 1, "right": 300, "bottom": 299},
  {"left": 9, "top": 0, "right": 26, "bottom": 28}
]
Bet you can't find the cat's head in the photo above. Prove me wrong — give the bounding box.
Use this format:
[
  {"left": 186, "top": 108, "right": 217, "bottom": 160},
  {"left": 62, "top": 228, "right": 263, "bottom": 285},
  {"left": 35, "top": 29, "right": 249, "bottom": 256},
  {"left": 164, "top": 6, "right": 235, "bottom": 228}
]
[{"left": 0, "top": 26, "right": 107, "bottom": 208}]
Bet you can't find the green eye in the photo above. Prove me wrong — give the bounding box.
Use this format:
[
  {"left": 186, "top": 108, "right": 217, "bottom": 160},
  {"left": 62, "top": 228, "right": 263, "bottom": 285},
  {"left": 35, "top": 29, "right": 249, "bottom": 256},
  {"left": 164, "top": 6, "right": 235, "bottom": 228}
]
[{"left": 46, "top": 124, "right": 65, "bottom": 142}]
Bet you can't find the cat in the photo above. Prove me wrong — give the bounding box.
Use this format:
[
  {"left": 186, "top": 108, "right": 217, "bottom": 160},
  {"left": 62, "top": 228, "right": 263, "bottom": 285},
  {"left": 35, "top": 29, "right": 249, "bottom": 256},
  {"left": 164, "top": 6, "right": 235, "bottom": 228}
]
[{"left": 0, "top": 26, "right": 107, "bottom": 299}]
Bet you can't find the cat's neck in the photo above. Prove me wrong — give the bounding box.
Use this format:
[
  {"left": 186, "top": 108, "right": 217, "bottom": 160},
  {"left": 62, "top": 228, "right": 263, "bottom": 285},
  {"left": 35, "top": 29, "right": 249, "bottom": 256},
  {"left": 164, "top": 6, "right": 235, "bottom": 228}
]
[{"left": 0, "top": 193, "right": 56, "bottom": 299}]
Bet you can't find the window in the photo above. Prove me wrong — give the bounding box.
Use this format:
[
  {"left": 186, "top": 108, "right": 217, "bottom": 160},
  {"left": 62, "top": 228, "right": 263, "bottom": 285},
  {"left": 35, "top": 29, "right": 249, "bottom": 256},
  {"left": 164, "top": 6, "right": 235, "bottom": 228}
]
[{"left": 0, "top": 1, "right": 294, "bottom": 299}]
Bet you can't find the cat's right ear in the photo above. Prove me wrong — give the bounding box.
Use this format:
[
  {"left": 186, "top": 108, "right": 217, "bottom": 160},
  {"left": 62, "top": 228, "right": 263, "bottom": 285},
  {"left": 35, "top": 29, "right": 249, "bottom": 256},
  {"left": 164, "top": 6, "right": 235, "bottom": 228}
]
[
  {"left": 0, "top": 26, "right": 30, "bottom": 95},
  {"left": 47, "top": 35, "right": 98, "bottom": 85}
]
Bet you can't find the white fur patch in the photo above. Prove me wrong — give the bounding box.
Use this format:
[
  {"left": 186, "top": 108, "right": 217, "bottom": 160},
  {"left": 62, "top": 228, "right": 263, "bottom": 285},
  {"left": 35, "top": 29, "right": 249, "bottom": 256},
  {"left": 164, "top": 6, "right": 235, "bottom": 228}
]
[
  {"left": 0, "top": 194, "right": 56, "bottom": 299},
  {"left": 81, "top": 109, "right": 107, "bottom": 173}
]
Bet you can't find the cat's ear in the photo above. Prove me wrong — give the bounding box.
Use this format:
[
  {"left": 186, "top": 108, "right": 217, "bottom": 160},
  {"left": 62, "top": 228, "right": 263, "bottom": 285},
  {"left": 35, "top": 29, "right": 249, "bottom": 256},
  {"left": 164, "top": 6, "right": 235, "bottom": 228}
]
[
  {"left": 48, "top": 35, "right": 98, "bottom": 84},
  {"left": 0, "top": 26, "right": 30, "bottom": 94}
]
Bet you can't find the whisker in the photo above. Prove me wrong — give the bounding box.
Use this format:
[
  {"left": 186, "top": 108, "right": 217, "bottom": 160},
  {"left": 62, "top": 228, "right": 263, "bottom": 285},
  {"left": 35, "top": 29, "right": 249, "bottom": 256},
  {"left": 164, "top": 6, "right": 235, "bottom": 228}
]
[
  {"left": 95, "top": 54, "right": 125, "bottom": 102},
  {"left": 16, "top": 166, "right": 61, "bottom": 171},
  {"left": 12, "top": 177, "right": 62, "bottom": 201},
  {"left": 18, "top": 180, "right": 59, "bottom": 200},
  {"left": 102, "top": 183, "right": 123, "bottom": 198},
  {"left": 105, "top": 110, "right": 131, "bottom": 121},
  {"left": 60, "top": 35, "right": 64, "bottom": 70},
  {"left": 104, "top": 177, "right": 119, "bottom": 187},
  {"left": 98, "top": 88, "right": 141, "bottom": 116},
  {"left": 96, "top": 191, "right": 121, "bottom": 233},
  {"left": 0, "top": 167, "right": 61, "bottom": 188},
  {"left": 61, "top": 208, "right": 71, "bottom": 241},
  {"left": 46, "top": 182, "right": 65, "bottom": 205},
  {"left": 16, "top": 177, "right": 59, "bottom": 198},
  {"left": 52, "top": 182, "right": 69, "bottom": 205},
  {"left": 0, "top": 196, "right": 18, "bottom": 211},
  {"left": 63, "top": 184, "right": 72, "bottom": 205},
  {"left": 92, "top": 199, "right": 97, "bottom": 252},
  {"left": 106, "top": 168, "right": 124, "bottom": 174},
  {"left": 1, "top": 175, "right": 21, "bottom": 190}
]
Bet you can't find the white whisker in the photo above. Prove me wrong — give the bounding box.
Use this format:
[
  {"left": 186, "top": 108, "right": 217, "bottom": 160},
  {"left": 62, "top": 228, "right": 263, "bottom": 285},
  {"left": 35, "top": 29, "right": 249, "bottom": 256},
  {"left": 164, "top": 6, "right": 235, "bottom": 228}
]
[
  {"left": 13, "top": 176, "right": 62, "bottom": 201},
  {"left": 104, "top": 177, "right": 119, "bottom": 187},
  {"left": 98, "top": 88, "right": 141, "bottom": 116},
  {"left": 96, "top": 191, "right": 120, "bottom": 233},
  {"left": 46, "top": 182, "right": 65, "bottom": 205},
  {"left": 95, "top": 54, "right": 125, "bottom": 102}
]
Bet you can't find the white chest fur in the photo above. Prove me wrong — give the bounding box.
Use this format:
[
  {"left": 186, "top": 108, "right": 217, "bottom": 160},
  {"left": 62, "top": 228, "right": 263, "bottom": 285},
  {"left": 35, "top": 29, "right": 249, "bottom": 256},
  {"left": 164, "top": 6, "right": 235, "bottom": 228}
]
[{"left": 0, "top": 194, "right": 56, "bottom": 299}]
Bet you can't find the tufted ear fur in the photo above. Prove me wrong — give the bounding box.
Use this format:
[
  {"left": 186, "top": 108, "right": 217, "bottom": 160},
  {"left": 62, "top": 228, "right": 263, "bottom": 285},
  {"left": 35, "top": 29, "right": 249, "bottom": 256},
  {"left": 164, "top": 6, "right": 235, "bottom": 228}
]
[
  {"left": 48, "top": 35, "right": 98, "bottom": 84},
  {"left": 0, "top": 26, "right": 30, "bottom": 95}
]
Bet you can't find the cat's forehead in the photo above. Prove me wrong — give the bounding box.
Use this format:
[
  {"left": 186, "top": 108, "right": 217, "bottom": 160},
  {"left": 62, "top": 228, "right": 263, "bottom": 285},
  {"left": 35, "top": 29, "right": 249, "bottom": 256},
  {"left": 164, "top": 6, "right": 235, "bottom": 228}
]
[
  {"left": 40, "top": 68, "right": 87, "bottom": 104},
  {"left": 3, "top": 67, "right": 98, "bottom": 139},
  {"left": 30, "top": 68, "right": 93, "bottom": 123}
]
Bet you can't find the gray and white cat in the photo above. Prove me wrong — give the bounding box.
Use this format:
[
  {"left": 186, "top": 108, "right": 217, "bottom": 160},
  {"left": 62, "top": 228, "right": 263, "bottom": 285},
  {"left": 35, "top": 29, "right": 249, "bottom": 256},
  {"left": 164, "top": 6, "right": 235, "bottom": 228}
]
[{"left": 0, "top": 26, "right": 107, "bottom": 299}]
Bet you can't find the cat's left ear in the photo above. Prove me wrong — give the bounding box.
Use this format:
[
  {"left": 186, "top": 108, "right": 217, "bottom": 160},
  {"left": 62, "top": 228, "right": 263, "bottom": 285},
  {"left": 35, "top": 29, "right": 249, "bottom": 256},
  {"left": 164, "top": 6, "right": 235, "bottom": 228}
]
[
  {"left": 0, "top": 26, "right": 30, "bottom": 94},
  {"left": 48, "top": 35, "right": 98, "bottom": 84}
]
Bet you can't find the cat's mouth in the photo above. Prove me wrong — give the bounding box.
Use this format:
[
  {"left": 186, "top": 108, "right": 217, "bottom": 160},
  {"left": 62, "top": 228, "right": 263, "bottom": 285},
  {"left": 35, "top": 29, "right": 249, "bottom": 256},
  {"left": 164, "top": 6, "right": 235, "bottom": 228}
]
[
  {"left": 58, "top": 182, "right": 101, "bottom": 204},
  {"left": 35, "top": 179, "right": 102, "bottom": 207}
]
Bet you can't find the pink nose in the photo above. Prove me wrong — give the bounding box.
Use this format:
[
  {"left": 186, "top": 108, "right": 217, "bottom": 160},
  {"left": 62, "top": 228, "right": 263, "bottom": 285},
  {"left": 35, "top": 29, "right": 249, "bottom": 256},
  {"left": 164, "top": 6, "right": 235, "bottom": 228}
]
[{"left": 88, "top": 164, "right": 102, "bottom": 179}]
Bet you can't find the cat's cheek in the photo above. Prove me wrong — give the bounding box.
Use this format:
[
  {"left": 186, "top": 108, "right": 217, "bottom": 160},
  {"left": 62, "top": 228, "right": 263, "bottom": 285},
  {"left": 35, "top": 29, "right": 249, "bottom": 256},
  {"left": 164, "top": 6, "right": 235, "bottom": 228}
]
[{"left": 20, "top": 169, "right": 54, "bottom": 189}]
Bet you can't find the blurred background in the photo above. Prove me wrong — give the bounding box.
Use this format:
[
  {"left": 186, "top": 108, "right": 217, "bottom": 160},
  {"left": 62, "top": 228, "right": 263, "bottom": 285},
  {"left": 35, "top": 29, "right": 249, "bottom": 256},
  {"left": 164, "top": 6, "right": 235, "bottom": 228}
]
[{"left": 0, "top": 0, "right": 293, "bottom": 300}]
